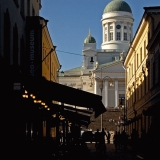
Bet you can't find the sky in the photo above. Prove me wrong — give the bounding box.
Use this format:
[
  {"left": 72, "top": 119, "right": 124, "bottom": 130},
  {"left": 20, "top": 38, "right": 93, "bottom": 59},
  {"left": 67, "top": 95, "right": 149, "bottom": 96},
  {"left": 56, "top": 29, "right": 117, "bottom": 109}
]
[{"left": 40, "top": 0, "right": 160, "bottom": 72}]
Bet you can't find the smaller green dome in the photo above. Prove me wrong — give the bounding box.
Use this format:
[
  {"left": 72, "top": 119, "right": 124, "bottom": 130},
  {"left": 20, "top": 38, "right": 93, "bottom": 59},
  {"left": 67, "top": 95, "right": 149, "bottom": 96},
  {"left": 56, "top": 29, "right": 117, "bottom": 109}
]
[
  {"left": 84, "top": 29, "right": 96, "bottom": 43},
  {"left": 104, "top": 0, "right": 132, "bottom": 14}
]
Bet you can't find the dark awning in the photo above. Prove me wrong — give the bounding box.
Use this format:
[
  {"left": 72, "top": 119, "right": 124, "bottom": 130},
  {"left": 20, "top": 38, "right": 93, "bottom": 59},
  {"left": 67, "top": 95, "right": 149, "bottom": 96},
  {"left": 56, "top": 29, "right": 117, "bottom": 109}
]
[
  {"left": 61, "top": 110, "right": 91, "bottom": 126},
  {"left": 45, "top": 103, "right": 91, "bottom": 126},
  {"left": 24, "top": 76, "right": 106, "bottom": 118}
]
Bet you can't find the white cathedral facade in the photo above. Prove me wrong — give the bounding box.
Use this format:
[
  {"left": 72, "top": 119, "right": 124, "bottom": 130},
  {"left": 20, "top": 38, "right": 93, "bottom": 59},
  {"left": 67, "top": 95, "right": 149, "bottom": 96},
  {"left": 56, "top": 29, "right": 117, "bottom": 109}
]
[{"left": 59, "top": 0, "right": 134, "bottom": 131}]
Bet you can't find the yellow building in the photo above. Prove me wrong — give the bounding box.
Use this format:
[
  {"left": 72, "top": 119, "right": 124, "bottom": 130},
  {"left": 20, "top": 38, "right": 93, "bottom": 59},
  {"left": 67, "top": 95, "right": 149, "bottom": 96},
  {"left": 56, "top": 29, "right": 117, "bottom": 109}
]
[
  {"left": 25, "top": 16, "right": 61, "bottom": 82},
  {"left": 124, "top": 6, "right": 160, "bottom": 137},
  {"left": 41, "top": 18, "right": 61, "bottom": 82}
]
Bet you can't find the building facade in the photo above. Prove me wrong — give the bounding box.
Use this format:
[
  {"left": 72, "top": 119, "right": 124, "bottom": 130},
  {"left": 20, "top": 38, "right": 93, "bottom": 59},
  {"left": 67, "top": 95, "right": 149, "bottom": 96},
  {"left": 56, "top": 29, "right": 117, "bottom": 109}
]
[
  {"left": 124, "top": 6, "right": 160, "bottom": 139},
  {"left": 59, "top": 0, "right": 134, "bottom": 132},
  {"left": 0, "top": 0, "right": 61, "bottom": 145}
]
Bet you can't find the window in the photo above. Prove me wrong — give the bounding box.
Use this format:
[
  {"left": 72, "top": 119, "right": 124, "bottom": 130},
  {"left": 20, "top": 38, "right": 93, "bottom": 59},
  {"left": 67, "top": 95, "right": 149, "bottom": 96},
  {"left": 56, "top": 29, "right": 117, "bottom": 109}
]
[
  {"left": 116, "top": 25, "right": 121, "bottom": 29},
  {"left": 140, "top": 47, "right": 142, "bottom": 63},
  {"left": 110, "top": 32, "right": 113, "bottom": 41},
  {"left": 124, "top": 26, "right": 127, "bottom": 29},
  {"left": 110, "top": 26, "right": 113, "bottom": 29},
  {"left": 148, "top": 31, "right": 150, "bottom": 40},
  {"left": 144, "top": 40, "right": 146, "bottom": 57},
  {"left": 124, "top": 33, "right": 127, "bottom": 40},
  {"left": 105, "top": 27, "right": 107, "bottom": 31},
  {"left": 132, "top": 63, "right": 133, "bottom": 77},
  {"left": 117, "top": 32, "right": 121, "bottom": 40},
  {"left": 137, "top": 54, "right": 138, "bottom": 68}
]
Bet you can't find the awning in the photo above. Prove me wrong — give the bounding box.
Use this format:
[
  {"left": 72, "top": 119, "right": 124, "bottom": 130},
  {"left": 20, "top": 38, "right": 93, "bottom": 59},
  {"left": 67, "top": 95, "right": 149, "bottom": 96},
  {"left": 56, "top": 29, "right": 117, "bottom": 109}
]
[
  {"left": 45, "top": 103, "right": 92, "bottom": 126},
  {"left": 24, "top": 76, "right": 106, "bottom": 118},
  {"left": 61, "top": 110, "right": 91, "bottom": 126}
]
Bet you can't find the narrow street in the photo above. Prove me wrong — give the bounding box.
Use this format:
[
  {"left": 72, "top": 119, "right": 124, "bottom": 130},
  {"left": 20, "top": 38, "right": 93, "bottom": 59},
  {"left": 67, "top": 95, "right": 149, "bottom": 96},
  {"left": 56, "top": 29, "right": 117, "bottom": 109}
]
[{"left": 86, "top": 143, "right": 143, "bottom": 160}]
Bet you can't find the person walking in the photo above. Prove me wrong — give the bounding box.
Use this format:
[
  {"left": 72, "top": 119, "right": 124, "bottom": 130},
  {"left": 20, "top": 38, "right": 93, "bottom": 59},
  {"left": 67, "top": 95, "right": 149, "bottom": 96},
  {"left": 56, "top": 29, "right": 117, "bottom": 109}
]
[
  {"left": 99, "top": 128, "right": 107, "bottom": 154},
  {"left": 113, "top": 131, "right": 119, "bottom": 152},
  {"left": 107, "top": 131, "right": 111, "bottom": 144},
  {"left": 95, "top": 129, "right": 101, "bottom": 152}
]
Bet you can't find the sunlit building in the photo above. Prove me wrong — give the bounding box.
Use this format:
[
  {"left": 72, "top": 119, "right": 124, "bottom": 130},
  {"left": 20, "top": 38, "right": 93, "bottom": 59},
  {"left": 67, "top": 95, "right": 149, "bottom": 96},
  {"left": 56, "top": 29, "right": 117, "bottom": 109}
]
[
  {"left": 124, "top": 6, "right": 160, "bottom": 138},
  {"left": 59, "top": 0, "right": 134, "bottom": 132}
]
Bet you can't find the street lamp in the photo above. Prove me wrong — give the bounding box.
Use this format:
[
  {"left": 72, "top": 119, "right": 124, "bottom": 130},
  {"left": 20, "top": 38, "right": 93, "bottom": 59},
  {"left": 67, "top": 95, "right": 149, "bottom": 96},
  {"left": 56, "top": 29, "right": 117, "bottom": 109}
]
[{"left": 90, "top": 68, "right": 114, "bottom": 131}]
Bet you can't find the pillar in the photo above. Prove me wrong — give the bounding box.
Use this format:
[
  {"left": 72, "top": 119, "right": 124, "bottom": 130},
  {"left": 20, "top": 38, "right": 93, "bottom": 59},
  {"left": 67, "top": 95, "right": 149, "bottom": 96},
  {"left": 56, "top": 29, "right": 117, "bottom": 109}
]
[
  {"left": 113, "top": 21, "right": 116, "bottom": 41},
  {"left": 94, "top": 79, "right": 98, "bottom": 94},
  {"left": 115, "top": 79, "right": 118, "bottom": 108},
  {"left": 104, "top": 79, "right": 108, "bottom": 108}
]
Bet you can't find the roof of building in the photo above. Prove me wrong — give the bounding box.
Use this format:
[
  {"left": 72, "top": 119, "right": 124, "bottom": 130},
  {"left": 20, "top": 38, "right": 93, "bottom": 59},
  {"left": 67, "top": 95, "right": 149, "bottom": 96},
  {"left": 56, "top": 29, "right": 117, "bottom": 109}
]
[
  {"left": 96, "top": 60, "right": 122, "bottom": 70},
  {"left": 59, "top": 66, "right": 82, "bottom": 76},
  {"left": 103, "top": 0, "right": 132, "bottom": 14}
]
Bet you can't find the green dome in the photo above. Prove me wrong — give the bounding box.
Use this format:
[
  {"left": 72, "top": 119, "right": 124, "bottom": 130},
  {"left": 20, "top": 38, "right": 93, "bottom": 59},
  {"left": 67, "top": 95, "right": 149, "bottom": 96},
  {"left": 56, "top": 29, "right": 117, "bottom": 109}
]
[
  {"left": 104, "top": 0, "right": 132, "bottom": 14},
  {"left": 84, "top": 29, "right": 96, "bottom": 43}
]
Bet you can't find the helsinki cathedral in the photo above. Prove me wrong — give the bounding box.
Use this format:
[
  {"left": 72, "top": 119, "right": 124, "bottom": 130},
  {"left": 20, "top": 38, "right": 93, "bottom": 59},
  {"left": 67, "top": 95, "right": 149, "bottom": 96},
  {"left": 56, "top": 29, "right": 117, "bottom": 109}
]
[{"left": 59, "top": 0, "right": 134, "bottom": 131}]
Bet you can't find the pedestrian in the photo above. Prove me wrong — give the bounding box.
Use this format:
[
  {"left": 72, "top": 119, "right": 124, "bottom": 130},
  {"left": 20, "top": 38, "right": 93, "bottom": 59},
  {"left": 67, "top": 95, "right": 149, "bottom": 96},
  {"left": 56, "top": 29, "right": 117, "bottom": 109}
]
[
  {"left": 113, "top": 131, "right": 119, "bottom": 152},
  {"left": 131, "top": 129, "right": 139, "bottom": 155},
  {"left": 121, "top": 130, "right": 128, "bottom": 151},
  {"left": 95, "top": 129, "right": 100, "bottom": 151},
  {"left": 99, "top": 128, "right": 107, "bottom": 153},
  {"left": 107, "top": 131, "right": 111, "bottom": 144}
]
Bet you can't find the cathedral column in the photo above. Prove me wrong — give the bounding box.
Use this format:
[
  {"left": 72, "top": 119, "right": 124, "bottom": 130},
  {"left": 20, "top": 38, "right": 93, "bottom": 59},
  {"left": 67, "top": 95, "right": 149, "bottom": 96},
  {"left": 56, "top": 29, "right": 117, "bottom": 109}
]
[
  {"left": 121, "top": 22, "right": 124, "bottom": 41},
  {"left": 107, "top": 23, "right": 109, "bottom": 42},
  {"left": 127, "top": 23, "right": 129, "bottom": 40},
  {"left": 103, "top": 24, "right": 105, "bottom": 43},
  {"left": 113, "top": 21, "right": 116, "bottom": 41},
  {"left": 104, "top": 79, "right": 108, "bottom": 108},
  {"left": 115, "top": 79, "right": 118, "bottom": 108},
  {"left": 94, "top": 79, "right": 98, "bottom": 95}
]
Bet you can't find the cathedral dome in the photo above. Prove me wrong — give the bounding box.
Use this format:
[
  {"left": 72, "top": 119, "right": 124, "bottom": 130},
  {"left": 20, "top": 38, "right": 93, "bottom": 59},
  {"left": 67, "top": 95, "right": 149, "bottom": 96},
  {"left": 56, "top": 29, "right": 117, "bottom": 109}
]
[
  {"left": 103, "top": 0, "right": 132, "bottom": 14},
  {"left": 84, "top": 30, "right": 96, "bottom": 43}
]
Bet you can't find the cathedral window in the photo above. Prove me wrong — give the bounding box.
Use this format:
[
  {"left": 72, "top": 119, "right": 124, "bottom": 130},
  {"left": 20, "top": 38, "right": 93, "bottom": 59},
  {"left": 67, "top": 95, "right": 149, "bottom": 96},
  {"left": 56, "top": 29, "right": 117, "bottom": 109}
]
[
  {"left": 110, "top": 26, "right": 113, "bottom": 29},
  {"left": 116, "top": 32, "right": 121, "bottom": 40},
  {"left": 124, "top": 32, "right": 127, "bottom": 40},
  {"left": 110, "top": 32, "right": 113, "bottom": 41}
]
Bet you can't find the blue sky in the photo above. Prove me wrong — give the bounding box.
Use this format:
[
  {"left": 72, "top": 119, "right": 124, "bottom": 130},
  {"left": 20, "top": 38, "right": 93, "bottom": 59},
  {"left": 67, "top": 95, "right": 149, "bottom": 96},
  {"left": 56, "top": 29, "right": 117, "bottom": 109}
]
[{"left": 40, "top": 0, "right": 160, "bottom": 72}]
